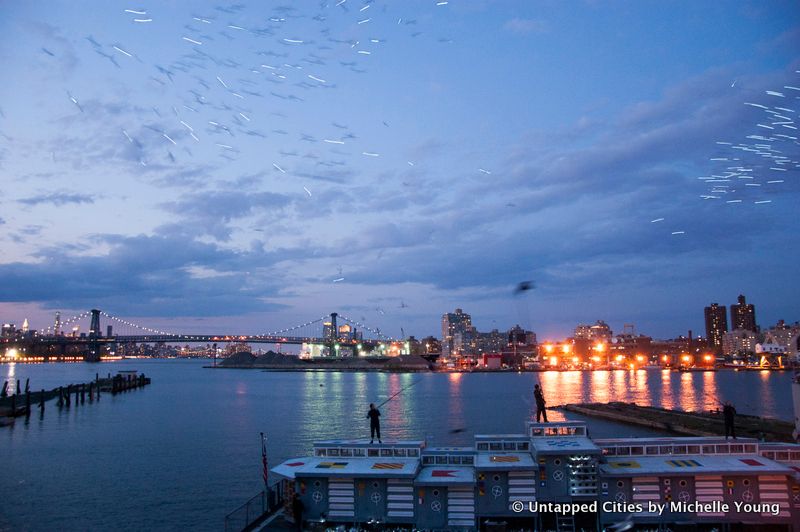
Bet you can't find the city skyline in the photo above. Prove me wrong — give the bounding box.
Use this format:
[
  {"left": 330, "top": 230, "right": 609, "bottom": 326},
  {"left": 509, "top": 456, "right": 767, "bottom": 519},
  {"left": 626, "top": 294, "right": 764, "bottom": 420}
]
[{"left": 1, "top": 1, "right": 799, "bottom": 340}]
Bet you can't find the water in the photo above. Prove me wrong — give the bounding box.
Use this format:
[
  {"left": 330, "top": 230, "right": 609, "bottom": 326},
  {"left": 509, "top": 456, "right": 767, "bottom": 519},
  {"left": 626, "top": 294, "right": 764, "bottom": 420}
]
[{"left": 1, "top": 360, "right": 794, "bottom": 531}]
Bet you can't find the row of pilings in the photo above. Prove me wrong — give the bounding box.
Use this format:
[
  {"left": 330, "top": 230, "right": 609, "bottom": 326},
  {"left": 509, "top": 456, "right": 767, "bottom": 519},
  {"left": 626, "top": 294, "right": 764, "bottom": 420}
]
[{"left": 0, "top": 372, "right": 151, "bottom": 423}]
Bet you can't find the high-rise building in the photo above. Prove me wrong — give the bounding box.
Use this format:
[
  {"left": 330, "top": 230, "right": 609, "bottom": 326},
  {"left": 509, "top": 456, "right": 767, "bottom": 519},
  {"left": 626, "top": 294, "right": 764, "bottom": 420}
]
[
  {"left": 704, "top": 303, "right": 728, "bottom": 353},
  {"left": 730, "top": 294, "right": 757, "bottom": 332},
  {"left": 441, "top": 308, "right": 474, "bottom": 357}
]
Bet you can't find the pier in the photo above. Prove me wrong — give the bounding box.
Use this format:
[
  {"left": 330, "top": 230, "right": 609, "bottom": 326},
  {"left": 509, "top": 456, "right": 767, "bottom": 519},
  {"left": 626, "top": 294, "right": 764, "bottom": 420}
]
[
  {"left": 558, "top": 401, "right": 795, "bottom": 442},
  {"left": 0, "top": 371, "right": 151, "bottom": 422}
]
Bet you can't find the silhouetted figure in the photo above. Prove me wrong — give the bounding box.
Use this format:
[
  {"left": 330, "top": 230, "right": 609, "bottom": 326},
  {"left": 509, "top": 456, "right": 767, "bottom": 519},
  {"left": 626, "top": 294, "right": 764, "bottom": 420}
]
[
  {"left": 291, "top": 493, "right": 304, "bottom": 531},
  {"left": 534, "top": 384, "right": 548, "bottom": 423},
  {"left": 367, "top": 403, "right": 382, "bottom": 443},
  {"left": 723, "top": 401, "right": 736, "bottom": 439}
]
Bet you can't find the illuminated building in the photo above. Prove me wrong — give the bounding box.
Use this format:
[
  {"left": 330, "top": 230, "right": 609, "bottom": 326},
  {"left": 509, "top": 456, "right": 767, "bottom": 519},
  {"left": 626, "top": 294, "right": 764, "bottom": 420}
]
[
  {"left": 322, "top": 321, "right": 334, "bottom": 340},
  {"left": 763, "top": 320, "right": 800, "bottom": 350},
  {"left": 441, "top": 308, "right": 475, "bottom": 357},
  {"left": 421, "top": 336, "right": 441, "bottom": 355},
  {"left": 704, "top": 303, "right": 728, "bottom": 353},
  {"left": 730, "top": 294, "right": 757, "bottom": 332},
  {"left": 1, "top": 323, "right": 16, "bottom": 338},
  {"left": 475, "top": 329, "right": 506, "bottom": 355},
  {"left": 608, "top": 332, "right": 653, "bottom": 363},
  {"left": 574, "top": 320, "right": 612, "bottom": 343},
  {"left": 721, "top": 329, "right": 758, "bottom": 357}
]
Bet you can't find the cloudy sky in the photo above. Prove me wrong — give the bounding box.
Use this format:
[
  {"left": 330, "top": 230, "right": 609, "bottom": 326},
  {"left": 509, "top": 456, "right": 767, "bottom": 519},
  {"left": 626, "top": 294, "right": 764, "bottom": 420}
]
[{"left": 0, "top": 1, "right": 798, "bottom": 340}]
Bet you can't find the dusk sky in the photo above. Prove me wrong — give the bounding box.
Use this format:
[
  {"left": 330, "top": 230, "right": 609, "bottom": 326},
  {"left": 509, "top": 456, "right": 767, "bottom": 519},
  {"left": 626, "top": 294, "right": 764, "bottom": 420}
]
[{"left": 0, "top": 1, "right": 798, "bottom": 340}]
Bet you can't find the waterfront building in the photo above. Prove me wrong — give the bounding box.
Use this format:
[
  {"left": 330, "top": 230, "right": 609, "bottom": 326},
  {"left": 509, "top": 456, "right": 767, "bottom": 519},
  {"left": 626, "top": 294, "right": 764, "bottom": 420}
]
[
  {"left": 1, "top": 323, "right": 16, "bottom": 338},
  {"left": 474, "top": 329, "right": 507, "bottom": 356},
  {"left": 574, "top": 320, "right": 612, "bottom": 342},
  {"left": 608, "top": 333, "right": 653, "bottom": 365},
  {"left": 730, "top": 294, "right": 757, "bottom": 332},
  {"left": 704, "top": 303, "right": 728, "bottom": 353},
  {"left": 421, "top": 336, "right": 441, "bottom": 356},
  {"left": 721, "top": 329, "right": 758, "bottom": 357},
  {"left": 441, "top": 308, "right": 475, "bottom": 357},
  {"left": 322, "top": 320, "right": 334, "bottom": 340},
  {"left": 764, "top": 320, "right": 800, "bottom": 349}
]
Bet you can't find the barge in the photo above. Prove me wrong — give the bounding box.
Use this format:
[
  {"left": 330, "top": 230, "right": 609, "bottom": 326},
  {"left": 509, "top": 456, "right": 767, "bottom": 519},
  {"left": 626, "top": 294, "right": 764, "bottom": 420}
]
[{"left": 271, "top": 420, "right": 800, "bottom": 530}]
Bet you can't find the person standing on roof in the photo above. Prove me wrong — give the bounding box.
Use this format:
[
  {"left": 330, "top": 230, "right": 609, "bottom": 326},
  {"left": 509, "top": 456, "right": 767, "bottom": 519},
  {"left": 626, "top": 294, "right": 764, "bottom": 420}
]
[
  {"left": 534, "top": 384, "right": 548, "bottom": 423},
  {"left": 367, "top": 403, "right": 382, "bottom": 443},
  {"left": 723, "top": 401, "right": 737, "bottom": 440}
]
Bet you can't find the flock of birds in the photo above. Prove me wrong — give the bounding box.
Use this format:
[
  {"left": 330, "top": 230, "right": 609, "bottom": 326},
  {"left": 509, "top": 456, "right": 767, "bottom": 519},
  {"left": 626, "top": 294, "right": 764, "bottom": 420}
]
[
  {"left": 52, "top": 1, "right": 487, "bottom": 195},
  {"left": 30, "top": 1, "right": 487, "bottom": 334},
  {"left": 651, "top": 74, "right": 799, "bottom": 236},
  {"left": 21, "top": 2, "right": 799, "bottom": 335}
]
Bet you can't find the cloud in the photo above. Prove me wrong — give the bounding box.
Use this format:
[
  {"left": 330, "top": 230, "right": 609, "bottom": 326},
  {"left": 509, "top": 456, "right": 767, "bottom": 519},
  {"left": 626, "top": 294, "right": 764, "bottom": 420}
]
[
  {"left": 503, "top": 18, "right": 547, "bottom": 35},
  {"left": 18, "top": 192, "right": 95, "bottom": 206},
  {"left": 157, "top": 189, "right": 296, "bottom": 241},
  {"left": 0, "top": 234, "right": 293, "bottom": 317}
]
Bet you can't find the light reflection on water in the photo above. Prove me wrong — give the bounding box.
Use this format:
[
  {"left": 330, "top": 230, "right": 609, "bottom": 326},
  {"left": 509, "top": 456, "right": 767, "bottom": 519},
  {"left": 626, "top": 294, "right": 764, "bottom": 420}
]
[{"left": 0, "top": 360, "right": 795, "bottom": 531}]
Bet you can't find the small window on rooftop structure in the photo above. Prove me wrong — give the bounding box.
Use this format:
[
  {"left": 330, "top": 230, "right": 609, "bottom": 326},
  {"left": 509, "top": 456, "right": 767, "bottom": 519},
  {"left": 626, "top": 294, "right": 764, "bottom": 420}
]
[
  {"left": 504, "top": 442, "right": 516, "bottom": 451},
  {"left": 436, "top": 456, "right": 448, "bottom": 464},
  {"left": 422, "top": 457, "right": 434, "bottom": 465},
  {"left": 517, "top": 442, "right": 529, "bottom": 451},
  {"left": 715, "top": 445, "right": 729, "bottom": 454},
  {"left": 408, "top": 449, "right": 419, "bottom": 457},
  {"left": 368, "top": 449, "right": 379, "bottom": 457},
  {"left": 730, "top": 445, "right": 744, "bottom": 454},
  {"left": 702, "top": 445, "right": 715, "bottom": 454},
  {"left": 462, "top": 456, "right": 474, "bottom": 464},
  {"left": 489, "top": 443, "right": 502, "bottom": 451},
  {"left": 687, "top": 446, "right": 700, "bottom": 454},
  {"left": 674, "top": 446, "right": 687, "bottom": 454},
  {"left": 659, "top": 446, "right": 672, "bottom": 455},
  {"left": 744, "top": 445, "right": 756, "bottom": 453},
  {"left": 630, "top": 447, "right": 643, "bottom": 456},
  {"left": 776, "top": 452, "right": 790, "bottom": 461},
  {"left": 617, "top": 447, "right": 630, "bottom": 456},
  {"left": 340, "top": 449, "right": 353, "bottom": 457},
  {"left": 478, "top": 443, "right": 489, "bottom": 451},
  {"left": 645, "top": 446, "right": 659, "bottom": 455},
  {"left": 394, "top": 449, "right": 407, "bottom": 457},
  {"left": 380, "top": 449, "right": 392, "bottom": 457},
  {"left": 315, "top": 449, "right": 327, "bottom": 457},
  {"left": 328, "top": 449, "right": 340, "bottom": 456},
  {"left": 353, "top": 449, "right": 365, "bottom": 457}
]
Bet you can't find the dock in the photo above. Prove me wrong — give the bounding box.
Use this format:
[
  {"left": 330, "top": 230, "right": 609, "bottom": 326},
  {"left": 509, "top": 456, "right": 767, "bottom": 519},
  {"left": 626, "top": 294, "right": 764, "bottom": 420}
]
[
  {"left": 558, "top": 402, "right": 795, "bottom": 442},
  {"left": 0, "top": 371, "right": 151, "bottom": 422}
]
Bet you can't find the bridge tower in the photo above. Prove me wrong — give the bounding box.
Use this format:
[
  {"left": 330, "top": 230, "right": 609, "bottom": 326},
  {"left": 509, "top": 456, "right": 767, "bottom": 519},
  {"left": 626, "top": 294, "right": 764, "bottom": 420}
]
[
  {"left": 330, "top": 312, "right": 338, "bottom": 357},
  {"left": 89, "top": 309, "right": 102, "bottom": 337},
  {"left": 86, "top": 309, "right": 102, "bottom": 362}
]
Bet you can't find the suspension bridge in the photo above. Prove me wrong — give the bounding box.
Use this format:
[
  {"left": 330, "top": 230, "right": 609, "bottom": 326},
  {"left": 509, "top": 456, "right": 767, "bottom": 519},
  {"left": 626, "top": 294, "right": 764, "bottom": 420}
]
[{"left": 1, "top": 310, "right": 398, "bottom": 361}]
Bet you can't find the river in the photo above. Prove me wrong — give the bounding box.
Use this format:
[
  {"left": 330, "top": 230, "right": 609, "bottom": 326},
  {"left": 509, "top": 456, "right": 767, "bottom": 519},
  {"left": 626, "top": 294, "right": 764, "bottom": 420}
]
[{"left": 1, "top": 359, "right": 793, "bottom": 531}]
